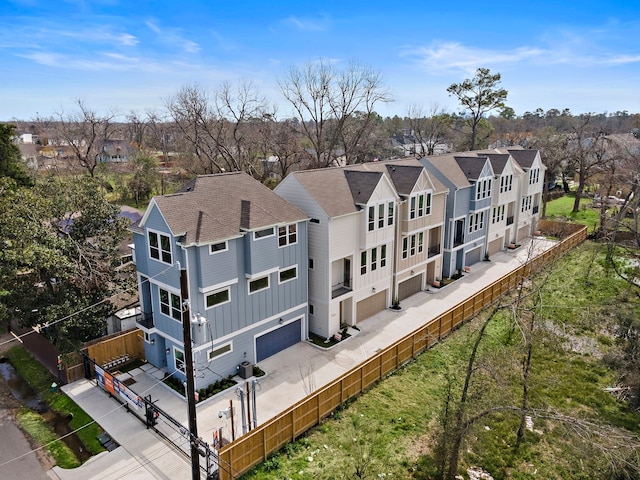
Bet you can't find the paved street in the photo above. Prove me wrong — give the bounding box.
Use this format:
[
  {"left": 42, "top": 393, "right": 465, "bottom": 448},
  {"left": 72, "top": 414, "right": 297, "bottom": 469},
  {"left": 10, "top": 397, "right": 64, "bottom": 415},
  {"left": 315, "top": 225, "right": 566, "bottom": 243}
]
[{"left": 53, "top": 237, "right": 556, "bottom": 479}]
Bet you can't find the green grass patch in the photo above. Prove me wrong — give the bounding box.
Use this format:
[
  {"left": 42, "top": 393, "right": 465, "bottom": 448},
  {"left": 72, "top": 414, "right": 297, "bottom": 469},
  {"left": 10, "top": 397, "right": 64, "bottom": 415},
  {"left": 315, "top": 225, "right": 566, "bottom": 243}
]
[
  {"left": 5, "top": 346, "right": 104, "bottom": 458},
  {"left": 17, "top": 409, "right": 80, "bottom": 469},
  {"left": 545, "top": 195, "right": 599, "bottom": 231},
  {"left": 244, "top": 241, "right": 640, "bottom": 480}
]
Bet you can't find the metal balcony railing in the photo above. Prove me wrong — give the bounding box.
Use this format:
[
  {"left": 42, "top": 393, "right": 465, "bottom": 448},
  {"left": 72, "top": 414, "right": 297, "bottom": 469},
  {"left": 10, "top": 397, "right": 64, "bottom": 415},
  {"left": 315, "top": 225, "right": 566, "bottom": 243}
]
[
  {"left": 506, "top": 216, "right": 514, "bottom": 225},
  {"left": 428, "top": 244, "right": 441, "bottom": 257}
]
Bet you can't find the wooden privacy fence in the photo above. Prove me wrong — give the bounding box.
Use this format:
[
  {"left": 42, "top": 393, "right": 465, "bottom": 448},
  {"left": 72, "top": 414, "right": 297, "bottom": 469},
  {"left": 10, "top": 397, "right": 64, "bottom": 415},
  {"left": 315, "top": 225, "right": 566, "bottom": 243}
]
[
  {"left": 218, "top": 224, "right": 588, "bottom": 479},
  {"left": 65, "top": 328, "right": 146, "bottom": 383}
]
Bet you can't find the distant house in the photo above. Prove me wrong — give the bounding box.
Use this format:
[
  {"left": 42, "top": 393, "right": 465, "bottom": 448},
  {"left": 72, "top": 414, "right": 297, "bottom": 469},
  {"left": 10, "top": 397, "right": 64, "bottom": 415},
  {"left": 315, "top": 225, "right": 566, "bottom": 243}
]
[{"left": 130, "top": 172, "right": 309, "bottom": 388}]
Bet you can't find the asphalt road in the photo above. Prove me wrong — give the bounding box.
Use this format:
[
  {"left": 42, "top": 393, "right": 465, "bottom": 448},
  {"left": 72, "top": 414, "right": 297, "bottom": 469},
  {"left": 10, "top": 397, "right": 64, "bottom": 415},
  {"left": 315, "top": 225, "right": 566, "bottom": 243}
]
[{"left": 0, "top": 333, "right": 52, "bottom": 480}]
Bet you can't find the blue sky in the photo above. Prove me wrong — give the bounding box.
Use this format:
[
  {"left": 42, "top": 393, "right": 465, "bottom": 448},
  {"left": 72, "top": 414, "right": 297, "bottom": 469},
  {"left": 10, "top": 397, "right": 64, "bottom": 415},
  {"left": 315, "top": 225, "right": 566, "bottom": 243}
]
[{"left": 1, "top": 0, "right": 639, "bottom": 121}]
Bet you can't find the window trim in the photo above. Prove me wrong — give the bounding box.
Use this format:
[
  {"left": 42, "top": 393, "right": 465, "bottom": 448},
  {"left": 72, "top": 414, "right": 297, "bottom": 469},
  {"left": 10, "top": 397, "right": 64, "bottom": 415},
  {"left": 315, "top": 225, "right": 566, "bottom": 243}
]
[
  {"left": 148, "top": 229, "right": 172, "bottom": 265},
  {"left": 278, "top": 265, "right": 298, "bottom": 284},
  {"left": 205, "top": 286, "right": 231, "bottom": 309},
  {"left": 209, "top": 241, "right": 228, "bottom": 255},
  {"left": 248, "top": 274, "right": 270, "bottom": 294},
  {"left": 174, "top": 347, "right": 186, "bottom": 374},
  {"left": 361, "top": 251, "right": 367, "bottom": 275},
  {"left": 278, "top": 224, "right": 297, "bottom": 247},
  {"left": 207, "top": 342, "right": 233, "bottom": 362},
  {"left": 380, "top": 244, "right": 387, "bottom": 268},
  {"left": 159, "top": 287, "right": 182, "bottom": 321},
  {"left": 254, "top": 227, "right": 274, "bottom": 240}
]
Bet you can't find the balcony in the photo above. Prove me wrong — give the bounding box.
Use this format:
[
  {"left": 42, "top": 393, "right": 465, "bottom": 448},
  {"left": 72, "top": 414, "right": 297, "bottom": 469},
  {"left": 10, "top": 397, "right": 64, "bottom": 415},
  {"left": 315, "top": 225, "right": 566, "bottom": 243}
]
[
  {"left": 532, "top": 205, "right": 539, "bottom": 214},
  {"left": 137, "top": 312, "right": 154, "bottom": 329},
  {"left": 506, "top": 216, "right": 514, "bottom": 226},
  {"left": 428, "top": 244, "right": 441, "bottom": 258},
  {"left": 332, "top": 284, "right": 352, "bottom": 299},
  {"left": 453, "top": 236, "right": 464, "bottom": 248}
]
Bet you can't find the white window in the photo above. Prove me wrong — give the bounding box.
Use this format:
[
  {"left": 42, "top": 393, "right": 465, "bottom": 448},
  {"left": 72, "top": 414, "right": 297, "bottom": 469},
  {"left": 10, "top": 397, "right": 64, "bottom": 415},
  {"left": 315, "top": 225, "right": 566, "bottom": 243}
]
[
  {"left": 492, "top": 205, "right": 505, "bottom": 224},
  {"left": 402, "top": 237, "right": 409, "bottom": 259},
  {"left": 254, "top": 227, "right": 274, "bottom": 240},
  {"left": 468, "top": 212, "right": 485, "bottom": 233},
  {"left": 476, "top": 178, "right": 492, "bottom": 200},
  {"left": 521, "top": 195, "right": 533, "bottom": 212},
  {"left": 278, "top": 224, "right": 297, "bottom": 247},
  {"left": 368, "top": 206, "right": 375, "bottom": 231},
  {"left": 418, "top": 232, "right": 424, "bottom": 253},
  {"left": 207, "top": 342, "right": 232, "bottom": 361},
  {"left": 371, "top": 247, "right": 377, "bottom": 271},
  {"left": 210, "top": 241, "right": 227, "bottom": 254},
  {"left": 500, "top": 175, "right": 513, "bottom": 193},
  {"left": 148, "top": 230, "right": 172, "bottom": 265},
  {"left": 361, "top": 251, "right": 367, "bottom": 275},
  {"left": 160, "top": 288, "right": 181, "bottom": 321},
  {"left": 409, "top": 192, "right": 432, "bottom": 219},
  {"left": 387, "top": 202, "right": 394, "bottom": 226},
  {"left": 249, "top": 275, "right": 270, "bottom": 293},
  {"left": 380, "top": 244, "right": 387, "bottom": 267},
  {"left": 279, "top": 266, "right": 297, "bottom": 283},
  {"left": 529, "top": 168, "right": 540, "bottom": 185},
  {"left": 409, "top": 196, "right": 417, "bottom": 219},
  {"left": 174, "top": 347, "right": 185, "bottom": 373},
  {"left": 206, "top": 287, "right": 230, "bottom": 308}
]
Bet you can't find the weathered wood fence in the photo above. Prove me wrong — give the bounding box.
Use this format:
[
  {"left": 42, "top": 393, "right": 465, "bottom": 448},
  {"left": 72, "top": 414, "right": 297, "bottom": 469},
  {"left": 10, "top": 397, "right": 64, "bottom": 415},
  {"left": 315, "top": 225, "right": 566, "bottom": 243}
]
[{"left": 217, "top": 223, "right": 587, "bottom": 479}]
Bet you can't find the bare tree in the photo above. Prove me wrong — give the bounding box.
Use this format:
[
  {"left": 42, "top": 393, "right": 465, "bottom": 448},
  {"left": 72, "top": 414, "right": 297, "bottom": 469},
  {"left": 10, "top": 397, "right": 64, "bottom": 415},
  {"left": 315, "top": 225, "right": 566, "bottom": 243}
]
[
  {"left": 529, "top": 129, "right": 571, "bottom": 217},
  {"left": 254, "top": 114, "right": 302, "bottom": 182},
  {"left": 166, "top": 81, "right": 270, "bottom": 176},
  {"left": 566, "top": 114, "right": 612, "bottom": 213},
  {"left": 52, "top": 100, "right": 118, "bottom": 177},
  {"left": 407, "top": 103, "right": 452, "bottom": 156},
  {"left": 280, "top": 60, "right": 390, "bottom": 168}
]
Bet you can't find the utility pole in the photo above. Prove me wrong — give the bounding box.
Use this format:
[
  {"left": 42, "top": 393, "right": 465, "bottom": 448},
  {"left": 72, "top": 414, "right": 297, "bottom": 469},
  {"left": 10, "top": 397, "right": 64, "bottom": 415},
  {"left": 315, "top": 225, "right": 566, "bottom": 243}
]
[{"left": 180, "top": 268, "right": 200, "bottom": 480}]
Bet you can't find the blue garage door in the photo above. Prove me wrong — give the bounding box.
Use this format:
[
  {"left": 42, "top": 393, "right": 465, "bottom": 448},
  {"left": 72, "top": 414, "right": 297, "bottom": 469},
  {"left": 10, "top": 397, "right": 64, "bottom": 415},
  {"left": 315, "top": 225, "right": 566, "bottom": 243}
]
[{"left": 256, "top": 319, "right": 301, "bottom": 362}]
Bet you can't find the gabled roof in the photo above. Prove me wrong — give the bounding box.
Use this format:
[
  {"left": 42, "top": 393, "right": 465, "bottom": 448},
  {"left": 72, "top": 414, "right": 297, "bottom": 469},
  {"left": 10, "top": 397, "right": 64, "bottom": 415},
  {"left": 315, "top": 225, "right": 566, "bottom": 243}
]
[
  {"left": 344, "top": 170, "right": 384, "bottom": 205},
  {"left": 481, "top": 153, "right": 510, "bottom": 174},
  {"left": 453, "top": 155, "right": 489, "bottom": 181},
  {"left": 359, "top": 159, "right": 447, "bottom": 196},
  {"left": 289, "top": 168, "right": 361, "bottom": 218},
  {"left": 505, "top": 147, "right": 538, "bottom": 169},
  {"left": 151, "top": 172, "right": 307, "bottom": 246},
  {"left": 421, "top": 154, "right": 472, "bottom": 189}
]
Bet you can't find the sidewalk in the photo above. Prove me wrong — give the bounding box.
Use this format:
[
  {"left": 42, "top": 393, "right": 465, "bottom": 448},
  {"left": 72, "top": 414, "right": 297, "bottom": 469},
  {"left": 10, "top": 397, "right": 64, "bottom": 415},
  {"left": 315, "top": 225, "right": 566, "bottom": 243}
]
[{"left": 53, "top": 237, "right": 555, "bottom": 479}]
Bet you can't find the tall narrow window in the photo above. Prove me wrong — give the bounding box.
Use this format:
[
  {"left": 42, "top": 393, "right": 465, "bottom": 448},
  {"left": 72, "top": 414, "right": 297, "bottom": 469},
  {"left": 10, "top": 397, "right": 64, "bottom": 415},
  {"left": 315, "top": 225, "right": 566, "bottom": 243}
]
[
  {"left": 380, "top": 244, "right": 387, "bottom": 267},
  {"left": 368, "top": 206, "right": 375, "bottom": 231},
  {"left": 361, "top": 251, "right": 367, "bottom": 275},
  {"left": 160, "top": 288, "right": 181, "bottom": 320},
  {"left": 174, "top": 348, "right": 185, "bottom": 373},
  {"left": 410, "top": 196, "right": 416, "bottom": 219},
  {"left": 371, "top": 247, "right": 377, "bottom": 271},
  {"left": 378, "top": 204, "right": 385, "bottom": 228},
  {"left": 418, "top": 232, "right": 424, "bottom": 253},
  {"left": 402, "top": 237, "right": 408, "bottom": 259},
  {"left": 387, "top": 202, "right": 394, "bottom": 226}
]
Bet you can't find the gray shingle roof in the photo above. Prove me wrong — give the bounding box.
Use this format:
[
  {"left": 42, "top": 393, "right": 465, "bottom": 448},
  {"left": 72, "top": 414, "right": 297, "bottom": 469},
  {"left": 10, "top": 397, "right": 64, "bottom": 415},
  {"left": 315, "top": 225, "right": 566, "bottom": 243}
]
[
  {"left": 505, "top": 147, "right": 538, "bottom": 168},
  {"left": 421, "top": 154, "right": 472, "bottom": 189},
  {"left": 453, "top": 155, "right": 488, "bottom": 180},
  {"left": 152, "top": 172, "right": 307, "bottom": 245},
  {"left": 344, "top": 170, "right": 384, "bottom": 205},
  {"left": 480, "top": 153, "right": 510, "bottom": 174}
]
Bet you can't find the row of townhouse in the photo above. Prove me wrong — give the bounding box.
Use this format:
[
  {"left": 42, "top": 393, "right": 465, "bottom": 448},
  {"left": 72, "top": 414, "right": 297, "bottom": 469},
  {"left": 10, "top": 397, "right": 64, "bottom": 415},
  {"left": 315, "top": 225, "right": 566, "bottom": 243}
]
[{"left": 130, "top": 147, "right": 545, "bottom": 390}]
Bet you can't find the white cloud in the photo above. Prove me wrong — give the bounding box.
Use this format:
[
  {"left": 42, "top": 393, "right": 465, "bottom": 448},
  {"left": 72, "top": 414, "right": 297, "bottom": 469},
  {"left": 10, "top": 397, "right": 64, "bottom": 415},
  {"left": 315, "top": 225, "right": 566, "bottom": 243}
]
[
  {"left": 284, "top": 15, "right": 327, "bottom": 32},
  {"left": 145, "top": 20, "right": 201, "bottom": 54}
]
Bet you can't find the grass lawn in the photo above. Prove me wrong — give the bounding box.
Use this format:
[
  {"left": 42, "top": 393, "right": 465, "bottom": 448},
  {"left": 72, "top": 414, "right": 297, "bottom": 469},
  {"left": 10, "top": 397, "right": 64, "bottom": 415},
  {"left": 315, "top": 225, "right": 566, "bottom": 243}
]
[
  {"left": 6, "top": 346, "right": 104, "bottom": 462},
  {"left": 244, "top": 241, "right": 640, "bottom": 480},
  {"left": 544, "top": 195, "right": 599, "bottom": 232}
]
